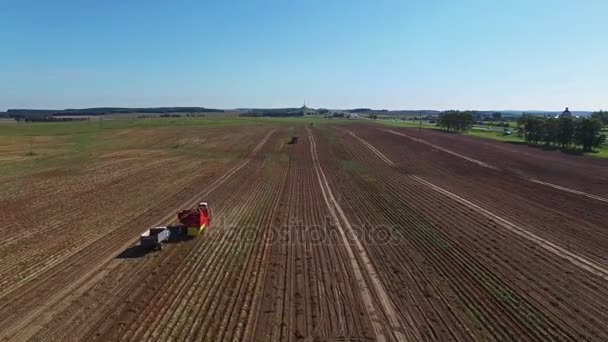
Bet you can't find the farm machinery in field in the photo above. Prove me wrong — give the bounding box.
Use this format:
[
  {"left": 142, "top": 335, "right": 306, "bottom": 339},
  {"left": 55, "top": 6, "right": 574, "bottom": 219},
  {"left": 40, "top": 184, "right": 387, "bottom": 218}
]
[{"left": 139, "top": 202, "right": 212, "bottom": 250}]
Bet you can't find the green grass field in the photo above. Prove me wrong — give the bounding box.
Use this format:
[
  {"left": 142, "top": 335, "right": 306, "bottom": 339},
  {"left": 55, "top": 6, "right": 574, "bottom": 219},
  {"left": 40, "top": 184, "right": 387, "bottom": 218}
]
[
  {"left": 588, "top": 146, "right": 608, "bottom": 158},
  {"left": 466, "top": 128, "right": 525, "bottom": 143},
  {"left": 376, "top": 119, "right": 439, "bottom": 129},
  {"left": 465, "top": 128, "right": 608, "bottom": 157}
]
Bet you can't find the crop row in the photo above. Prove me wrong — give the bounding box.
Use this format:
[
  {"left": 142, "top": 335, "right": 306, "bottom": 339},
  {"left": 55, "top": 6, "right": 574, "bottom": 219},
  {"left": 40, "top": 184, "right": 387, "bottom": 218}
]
[
  {"left": 322, "top": 126, "right": 608, "bottom": 340},
  {"left": 0, "top": 128, "right": 273, "bottom": 341}
]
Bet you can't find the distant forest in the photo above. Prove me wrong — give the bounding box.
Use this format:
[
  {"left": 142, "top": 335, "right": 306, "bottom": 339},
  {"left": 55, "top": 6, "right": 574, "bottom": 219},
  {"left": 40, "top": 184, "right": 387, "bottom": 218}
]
[
  {"left": 240, "top": 108, "right": 304, "bottom": 117},
  {"left": 6, "top": 107, "right": 224, "bottom": 117}
]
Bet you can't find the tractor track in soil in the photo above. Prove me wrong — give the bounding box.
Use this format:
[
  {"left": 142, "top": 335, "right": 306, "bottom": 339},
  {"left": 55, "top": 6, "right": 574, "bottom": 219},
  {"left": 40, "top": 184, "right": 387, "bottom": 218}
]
[
  {"left": 0, "top": 129, "right": 276, "bottom": 341},
  {"left": 307, "top": 128, "right": 413, "bottom": 341}
]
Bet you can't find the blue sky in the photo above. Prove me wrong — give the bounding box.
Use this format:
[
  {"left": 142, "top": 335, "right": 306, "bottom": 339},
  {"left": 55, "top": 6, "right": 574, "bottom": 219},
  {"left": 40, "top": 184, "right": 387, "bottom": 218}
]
[{"left": 0, "top": 0, "right": 606, "bottom": 110}]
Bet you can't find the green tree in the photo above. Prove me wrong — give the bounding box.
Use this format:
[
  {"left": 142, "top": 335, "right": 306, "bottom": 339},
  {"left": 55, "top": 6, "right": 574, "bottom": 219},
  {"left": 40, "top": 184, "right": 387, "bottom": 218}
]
[
  {"left": 437, "top": 111, "right": 475, "bottom": 132},
  {"left": 591, "top": 110, "right": 608, "bottom": 125},
  {"left": 557, "top": 117, "right": 576, "bottom": 147},
  {"left": 543, "top": 118, "right": 559, "bottom": 146},
  {"left": 518, "top": 114, "right": 546, "bottom": 144},
  {"left": 575, "top": 118, "right": 605, "bottom": 152}
]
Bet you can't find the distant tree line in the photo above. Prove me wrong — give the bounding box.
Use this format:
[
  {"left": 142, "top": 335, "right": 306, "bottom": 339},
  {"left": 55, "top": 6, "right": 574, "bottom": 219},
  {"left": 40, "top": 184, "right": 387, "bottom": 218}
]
[
  {"left": 349, "top": 108, "right": 373, "bottom": 113},
  {"left": 7, "top": 107, "right": 223, "bottom": 117},
  {"left": 12, "top": 115, "right": 87, "bottom": 123},
  {"left": 239, "top": 109, "right": 304, "bottom": 117},
  {"left": 518, "top": 114, "right": 606, "bottom": 152},
  {"left": 591, "top": 110, "right": 608, "bottom": 125},
  {"left": 437, "top": 111, "right": 476, "bottom": 132}
]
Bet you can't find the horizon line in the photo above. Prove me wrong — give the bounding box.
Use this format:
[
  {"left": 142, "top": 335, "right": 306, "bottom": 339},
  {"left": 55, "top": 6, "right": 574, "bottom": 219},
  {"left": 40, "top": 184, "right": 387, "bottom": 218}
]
[{"left": 2, "top": 106, "right": 602, "bottom": 113}]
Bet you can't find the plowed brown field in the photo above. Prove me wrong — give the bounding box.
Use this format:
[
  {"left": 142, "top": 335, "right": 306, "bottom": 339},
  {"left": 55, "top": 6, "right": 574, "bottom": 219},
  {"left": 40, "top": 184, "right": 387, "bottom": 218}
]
[{"left": 1, "top": 120, "right": 607, "bottom": 341}]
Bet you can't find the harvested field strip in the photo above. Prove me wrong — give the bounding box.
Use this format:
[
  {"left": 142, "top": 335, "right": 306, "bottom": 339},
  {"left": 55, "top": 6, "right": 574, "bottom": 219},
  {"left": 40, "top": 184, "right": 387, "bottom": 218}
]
[
  {"left": 102, "top": 131, "right": 286, "bottom": 341},
  {"left": 382, "top": 127, "right": 608, "bottom": 203},
  {"left": 0, "top": 168, "right": 221, "bottom": 340},
  {"left": 308, "top": 128, "right": 411, "bottom": 341},
  {"left": 0, "top": 129, "right": 276, "bottom": 341},
  {"left": 0, "top": 161, "right": 225, "bottom": 339},
  {"left": 0, "top": 127, "right": 271, "bottom": 246},
  {"left": 249, "top": 129, "right": 376, "bottom": 341},
  {"left": 27, "top": 130, "right": 280, "bottom": 340},
  {"left": 357, "top": 127, "right": 608, "bottom": 329},
  {"left": 23, "top": 247, "right": 179, "bottom": 341},
  {"left": 412, "top": 175, "right": 608, "bottom": 280},
  {"left": 349, "top": 129, "right": 608, "bottom": 280},
  {"left": 317, "top": 156, "right": 473, "bottom": 338},
  {"left": 431, "top": 175, "right": 608, "bottom": 247},
  {"left": 47, "top": 127, "right": 282, "bottom": 337},
  {"left": 186, "top": 161, "right": 284, "bottom": 341},
  {"left": 332, "top": 127, "right": 608, "bottom": 340},
  {"left": 357, "top": 125, "right": 608, "bottom": 266},
  {"left": 0, "top": 125, "right": 265, "bottom": 195},
  {"left": 381, "top": 129, "right": 499, "bottom": 170},
  {"left": 324, "top": 129, "right": 592, "bottom": 340},
  {"left": 0, "top": 158, "right": 209, "bottom": 293},
  {"left": 390, "top": 124, "right": 608, "bottom": 191},
  {"left": 338, "top": 142, "right": 560, "bottom": 340},
  {"left": 320, "top": 131, "right": 526, "bottom": 340}
]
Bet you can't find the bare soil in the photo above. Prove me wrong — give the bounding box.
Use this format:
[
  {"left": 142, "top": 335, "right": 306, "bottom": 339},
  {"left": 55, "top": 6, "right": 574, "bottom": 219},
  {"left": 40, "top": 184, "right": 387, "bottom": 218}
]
[{"left": 1, "top": 122, "right": 607, "bottom": 341}]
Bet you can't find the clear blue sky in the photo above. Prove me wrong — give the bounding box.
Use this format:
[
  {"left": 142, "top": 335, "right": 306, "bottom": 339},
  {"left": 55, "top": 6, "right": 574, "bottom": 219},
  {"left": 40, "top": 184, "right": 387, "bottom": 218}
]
[{"left": 0, "top": 0, "right": 606, "bottom": 111}]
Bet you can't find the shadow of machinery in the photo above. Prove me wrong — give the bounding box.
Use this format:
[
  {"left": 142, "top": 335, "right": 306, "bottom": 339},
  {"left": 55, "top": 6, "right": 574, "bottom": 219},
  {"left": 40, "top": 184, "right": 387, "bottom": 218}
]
[
  {"left": 116, "top": 245, "right": 150, "bottom": 259},
  {"left": 115, "top": 230, "right": 192, "bottom": 259}
]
